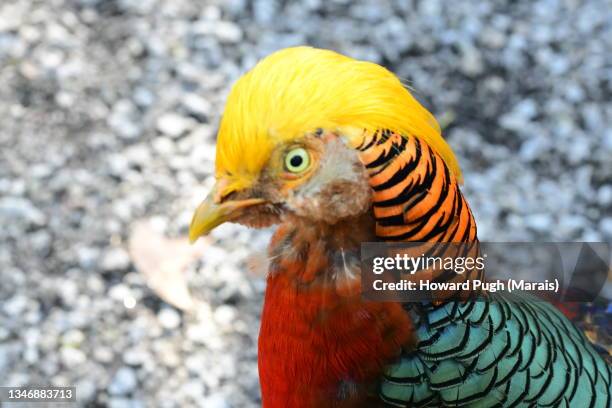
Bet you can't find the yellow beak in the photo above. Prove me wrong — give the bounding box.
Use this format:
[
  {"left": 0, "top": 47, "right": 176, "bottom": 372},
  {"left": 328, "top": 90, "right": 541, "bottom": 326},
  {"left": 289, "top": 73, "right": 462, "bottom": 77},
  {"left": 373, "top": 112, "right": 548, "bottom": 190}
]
[{"left": 188, "top": 183, "right": 265, "bottom": 243}]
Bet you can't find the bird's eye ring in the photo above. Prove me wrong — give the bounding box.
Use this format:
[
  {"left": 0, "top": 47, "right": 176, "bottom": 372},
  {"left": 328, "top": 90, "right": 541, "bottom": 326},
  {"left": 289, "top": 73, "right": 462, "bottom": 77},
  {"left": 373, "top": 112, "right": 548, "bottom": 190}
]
[{"left": 284, "top": 148, "right": 310, "bottom": 173}]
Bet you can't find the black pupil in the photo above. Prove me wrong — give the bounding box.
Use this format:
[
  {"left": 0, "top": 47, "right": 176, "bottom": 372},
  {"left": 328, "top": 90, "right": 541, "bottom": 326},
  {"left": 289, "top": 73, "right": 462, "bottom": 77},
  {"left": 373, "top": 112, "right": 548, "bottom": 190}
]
[{"left": 290, "top": 155, "right": 303, "bottom": 168}]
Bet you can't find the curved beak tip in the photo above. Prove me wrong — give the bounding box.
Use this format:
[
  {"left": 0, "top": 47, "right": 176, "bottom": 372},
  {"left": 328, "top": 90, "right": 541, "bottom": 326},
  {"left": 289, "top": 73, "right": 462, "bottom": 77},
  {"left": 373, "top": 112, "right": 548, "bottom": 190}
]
[{"left": 188, "top": 229, "right": 200, "bottom": 245}]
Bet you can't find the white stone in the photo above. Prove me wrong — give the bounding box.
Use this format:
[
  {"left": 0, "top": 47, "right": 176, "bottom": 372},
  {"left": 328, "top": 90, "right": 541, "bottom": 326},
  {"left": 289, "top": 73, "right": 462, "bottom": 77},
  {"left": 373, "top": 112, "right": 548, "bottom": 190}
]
[
  {"left": 601, "top": 218, "right": 612, "bottom": 238},
  {"left": 201, "top": 393, "right": 230, "bottom": 408},
  {"left": 156, "top": 113, "right": 195, "bottom": 138},
  {"left": 108, "top": 100, "right": 142, "bottom": 140},
  {"left": 597, "top": 185, "right": 612, "bottom": 207},
  {"left": 101, "top": 248, "right": 131, "bottom": 271},
  {"left": 182, "top": 93, "right": 212, "bottom": 117},
  {"left": 158, "top": 308, "right": 181, "bottom": 330},
  {"left": 61, "top": 347, "right": 87, "bottom": 366},
  {"left": 525, "top": 213, "right": 553, "bottom": 232},
  {"left": 108, "top": 367, "right": 138, "bottom": 395},
  {"left": 0, "top": 197, "right": 46, "bottom": 226}
]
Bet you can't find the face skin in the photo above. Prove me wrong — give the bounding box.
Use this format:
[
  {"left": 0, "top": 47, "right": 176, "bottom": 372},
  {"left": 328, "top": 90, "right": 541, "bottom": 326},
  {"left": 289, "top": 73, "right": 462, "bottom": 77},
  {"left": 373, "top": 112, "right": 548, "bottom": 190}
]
[{"left": 189, "top": 131, "right": 372, "bottom": 242}]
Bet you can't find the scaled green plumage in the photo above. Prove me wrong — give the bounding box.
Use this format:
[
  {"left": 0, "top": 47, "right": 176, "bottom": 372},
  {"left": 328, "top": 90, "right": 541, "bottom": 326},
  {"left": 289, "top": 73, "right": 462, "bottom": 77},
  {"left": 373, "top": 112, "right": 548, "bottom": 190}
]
[{"left": 381, "top": 292, "right": 612, "bottom": 407}]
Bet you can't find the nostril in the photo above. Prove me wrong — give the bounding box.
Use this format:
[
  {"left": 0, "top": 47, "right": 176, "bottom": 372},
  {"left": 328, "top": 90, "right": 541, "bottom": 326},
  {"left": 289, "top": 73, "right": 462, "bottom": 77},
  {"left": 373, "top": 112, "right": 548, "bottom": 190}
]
[{"left": 218, "top": 190, "right": 237, "bottom": 203}]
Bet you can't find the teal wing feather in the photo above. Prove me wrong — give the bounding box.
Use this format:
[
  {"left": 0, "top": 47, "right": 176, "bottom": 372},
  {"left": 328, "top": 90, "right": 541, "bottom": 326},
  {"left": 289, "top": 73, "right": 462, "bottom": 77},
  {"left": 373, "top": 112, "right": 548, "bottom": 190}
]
[{"left": 379, "top": 293, "right": 612, "bottom": 407}]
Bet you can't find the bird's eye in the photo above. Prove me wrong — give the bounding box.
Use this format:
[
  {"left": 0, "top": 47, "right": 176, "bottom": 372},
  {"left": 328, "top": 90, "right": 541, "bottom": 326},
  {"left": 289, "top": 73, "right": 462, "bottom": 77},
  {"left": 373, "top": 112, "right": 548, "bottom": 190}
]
[{"left": 284, "top": 147, "right": 310, "bottom": 173}]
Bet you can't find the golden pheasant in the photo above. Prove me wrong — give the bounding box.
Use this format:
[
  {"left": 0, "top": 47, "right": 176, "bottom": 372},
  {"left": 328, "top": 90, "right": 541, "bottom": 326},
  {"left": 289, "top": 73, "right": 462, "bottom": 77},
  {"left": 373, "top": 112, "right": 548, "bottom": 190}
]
[{"left": 189, "top": 47, "right": 611, "bottom": 407}]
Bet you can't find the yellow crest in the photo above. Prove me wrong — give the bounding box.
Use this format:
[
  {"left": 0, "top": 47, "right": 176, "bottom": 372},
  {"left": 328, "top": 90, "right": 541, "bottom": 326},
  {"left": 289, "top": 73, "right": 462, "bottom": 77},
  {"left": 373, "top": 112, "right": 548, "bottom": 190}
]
[{"left": 215, "top": 46, "right": 462, "bottom": 192}]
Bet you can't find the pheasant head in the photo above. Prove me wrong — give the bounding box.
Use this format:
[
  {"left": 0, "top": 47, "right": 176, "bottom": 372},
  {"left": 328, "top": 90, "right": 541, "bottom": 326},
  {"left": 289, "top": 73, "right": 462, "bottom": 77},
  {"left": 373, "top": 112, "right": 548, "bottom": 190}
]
[{"left": 188, "top": 46, "right": 463, "bottom": 243}]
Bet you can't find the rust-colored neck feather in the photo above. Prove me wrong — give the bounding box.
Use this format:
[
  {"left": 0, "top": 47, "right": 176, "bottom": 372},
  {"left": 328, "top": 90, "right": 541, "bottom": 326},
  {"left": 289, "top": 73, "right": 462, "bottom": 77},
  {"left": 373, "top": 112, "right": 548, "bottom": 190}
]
[{"left": 258, "top": 220, "right": 414, "bottom": 407}]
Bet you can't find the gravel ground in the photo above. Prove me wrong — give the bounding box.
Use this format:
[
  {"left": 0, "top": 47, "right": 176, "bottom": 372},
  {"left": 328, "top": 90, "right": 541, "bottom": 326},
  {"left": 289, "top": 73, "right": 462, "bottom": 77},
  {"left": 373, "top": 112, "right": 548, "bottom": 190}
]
[{"left": 0, "top": 0, "right": 610, "bottom": 407}]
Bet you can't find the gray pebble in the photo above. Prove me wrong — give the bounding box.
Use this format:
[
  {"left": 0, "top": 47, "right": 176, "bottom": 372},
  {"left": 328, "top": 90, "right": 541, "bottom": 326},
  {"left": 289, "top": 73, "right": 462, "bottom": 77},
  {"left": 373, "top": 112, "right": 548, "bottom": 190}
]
[
  {"left": 460, "top": 44, "right": 484, "bottom": 76},
  {"left": 597, "top": 186, "right": 612, "bottom": 207},
  {"left": 202, "top": 393, "right": 230, "bottom": 408},
  {"left": 0, "top": 197, "right": 46, "bottom": 227},
  {"left": 600, "top": 218, "right": 612, "bottom": 238},
  {"left": 108, "top": 100, "right": 143, "bottom": 140},
  {"left": 60, "top": 347, "right": 87, "bottom": 366},
  {"left": 101, "top": 248, "right": 131, "bottom": 272},
  {"left": 30, "top": 230, "right": 52, "bottom": 256},
  {"left": 108, "top": 398, "right": 145, "bottom": 408},
  {"left": 76, "top": 379, "right": 97, "bottom": 403},
  {"left": 77, "top": 246, "right": 101, "bottom": 270},
  {"left": 156, "top": 113, "right": 196, "bottom": 138},
  {"left": 158, "top": 308, "right": 182, "bottom": 330},
  {"left": 525, "top": 213, "right": 553, "bottom": 233},
  {"left": 109, "top": 367, "right": 139, "bottom": 395},
  {"left": 182, "top": 93, "right": 212, "bottom": 117}
]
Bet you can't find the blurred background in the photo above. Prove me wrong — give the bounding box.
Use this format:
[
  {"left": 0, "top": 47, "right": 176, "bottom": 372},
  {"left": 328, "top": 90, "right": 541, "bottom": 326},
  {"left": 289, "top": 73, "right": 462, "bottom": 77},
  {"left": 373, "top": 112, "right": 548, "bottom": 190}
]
[{"left": 0, "top": 0, "right": 610, "bottom": 406}]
